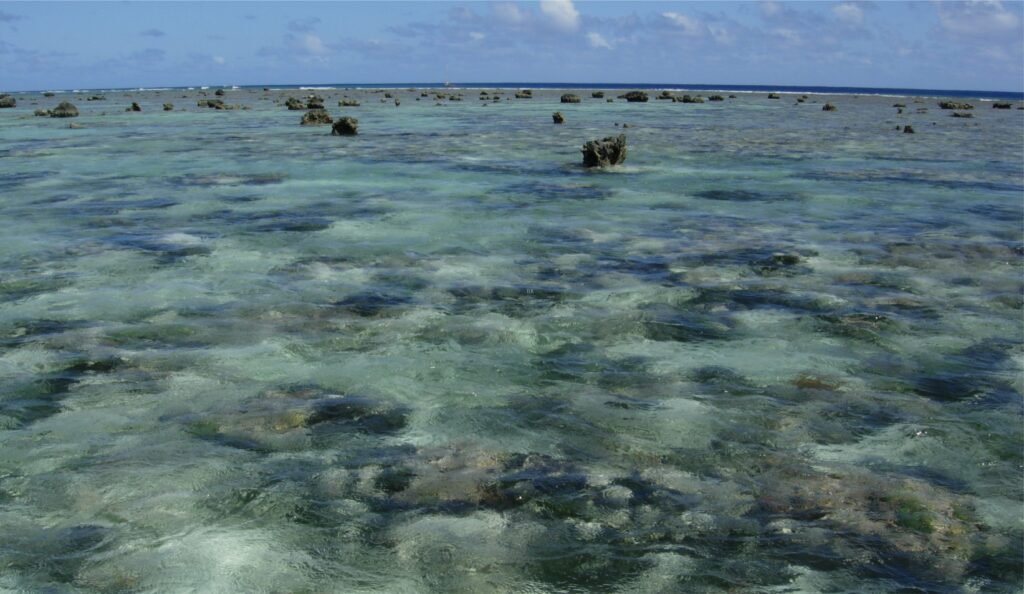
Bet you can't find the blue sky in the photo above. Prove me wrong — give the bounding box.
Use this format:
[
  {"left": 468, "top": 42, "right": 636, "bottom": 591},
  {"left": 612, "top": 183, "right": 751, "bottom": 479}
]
[{"left": 1, "top": 1, "right": 1022, "bottom": 92}]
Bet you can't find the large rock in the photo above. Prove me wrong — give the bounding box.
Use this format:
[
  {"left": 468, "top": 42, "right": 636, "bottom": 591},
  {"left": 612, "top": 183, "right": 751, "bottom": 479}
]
[
  {"left": 301, "top": 109, "right": 333, "bottom": 125},
  {"left": 331, "top": 116, "right": 358, "bottom": 136},
  {"left": 552, "top": 111, "right": 564, "bottom": 124},
  {"left": 560, "top": 94, "right": 581, "bottom": 103},
  {"left": 0, "top": 94, "right": 15, "bottom": 108},
  {"left": 50, "top": 101, "right": 79, "bottom": 118},
  {"left": 581, "top": 134, "right": 627, "bottom": 167},
  {"left": 620, "top": 91, "right": 649, "bottom": 102},
  {"left": 938, "top": 101, "right": 973, "bottom": 110},
  {"left": 285, "top": 97, "right": 305, "bottom": 110}
]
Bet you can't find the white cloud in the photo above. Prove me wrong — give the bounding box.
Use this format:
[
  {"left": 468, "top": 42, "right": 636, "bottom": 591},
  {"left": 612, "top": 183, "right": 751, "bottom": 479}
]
[
  {"left": 492, "top": 3, "right": 525, "bottom": 25},
  {"left": 760, "top": 1, "right": 782, "bottom": 18},
  {"left": 937, "top": 0, "right": 1021, "bottom": 37},
  {"left": 587, "top": 31, "right": 612, "bottom": 50},
  {"left": 304, "top": 33, "right": 328, "bottom": 56},
  {"left": 709, "top": 25, "right": 735, "bottom": 45},
  {"left": 833, "top": 2, "right": 864, "bottom": 25},
  {"left": 212, "top": 55, "right": 226, "bottom": 65},
  {"left": 469, "top": 31, "right": 485, "bottom": 41},
  {"left": 540, "top": 0, "right": 580, "bottom": 32},
  {"left": 662, "top": 12, "right": 703, "bottom": 36},
  {"left": 772, "top": 28, "right": 801, "bottom": 45}
]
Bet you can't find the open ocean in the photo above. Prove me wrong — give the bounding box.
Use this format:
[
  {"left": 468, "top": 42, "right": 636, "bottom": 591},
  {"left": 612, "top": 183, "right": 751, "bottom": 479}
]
[{"left": 0, "top": 85, "right": 1021, "bottom": 593}]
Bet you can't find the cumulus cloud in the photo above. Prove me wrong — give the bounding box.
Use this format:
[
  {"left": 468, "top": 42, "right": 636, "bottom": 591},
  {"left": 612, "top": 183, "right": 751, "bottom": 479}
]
[
  {"left": 833, "top": 2, "right": 864, "bottom": 25},
  {"left": 540, "top": 0, "right": 580, "bottom": 32},
  {"left": 662, "top": 11, "right": 704, "bottom": 36},
  {"left": 140, "top": 28, "right": 165, "bottom": 37},
  {"left": 469, "top": 31, "right": 486, "bottom": 41},
  {"left": 587, "top": 31, "right": 612, "bottom": 49},
  {"left": 303, "top": 34, "right": 328, "bottom": 56},
  {"left": 937, "top": 0, "right": 1021, "bottom": 37}
]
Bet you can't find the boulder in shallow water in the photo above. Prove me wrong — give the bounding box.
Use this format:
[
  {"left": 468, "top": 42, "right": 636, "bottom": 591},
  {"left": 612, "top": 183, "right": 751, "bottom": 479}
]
[
  {"left": 938, "top": 101, "right": 973, "bottom": 110},
  {"left": 903, "top": 125, "right": 914, "bottom": 134},
  {"left": 128, "top": 102, "right": 141, "bottom": 112},
  {"left": 514, "top": 90, "right": 532, "bottom": 99},
  {"left": 581, "top": 134, "right": 627, "bottom": 167},
  {"left": 657, "top": 90, "right": 674, "bottom": 100},
  {"left": 708, "top": 95, "right": 724, "bottom": 101},
  {"left": 0, "top": 94, "right": 15, "bottom": 108},
  {"left": 214, "top": 88, "right": 225, "bottom": 96},
  {"left": 306, "top": 95, "right": 324, "bottom": 109},
  {"left": 679, "top": 94, "right": 704, "bottom": 104},
  {"left": 552, "top": 111, "right": 564, "bottom": 124},
  {"left": 331, "top": 116, "right": 358, "bottom": 136},
  {"left": 50, "top": 101, "right": 79, "bottom": 117},
  {"left": 285, "top": 97, "right": 305, "bottom": 110},
  {"left": 34, "top": 109, "right": 49, "bottom": 117},
  {"left": 339, "top": 99, "right": 360, "bottom": 107},
  {"left": 301, "top": 108, "right": 333, "bottom": 126},
  {"left": 768, "top": 93, "right": 781, "bottom": 99},
  {"left": 822, "top": 103, "right": 837, "bottom": 111},
  {"left": 992, "top": 102, "right": 1012, "bottom": 109},
  {"left": 163, "top": 102, "right": 173, "bottom": 111},
  {"left": 620, "top": 91, "right": 649, "bottom": 102},
  {"left": 560, "top": 93, "right": 581, "bottom": 103},
  {"left": 951, "top": 111, "right": 973, "bottom": 118},
  {"left": 592, "top": 91, "right": 605, "bottom": 98}
]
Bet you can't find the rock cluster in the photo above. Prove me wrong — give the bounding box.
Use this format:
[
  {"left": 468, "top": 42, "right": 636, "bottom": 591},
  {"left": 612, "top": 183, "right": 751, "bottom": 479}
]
[
  {"left": 197, "top": 99, "right": 225, "bottom": 109},
  {"left": 581, "top": 134, "right": 627, "bottom": 167},
  {"left": 938, "top": 101, "right": 973, "bottom": 110},
  {"left": 285, "top": 97, "right": 305, "bottom": 110}
]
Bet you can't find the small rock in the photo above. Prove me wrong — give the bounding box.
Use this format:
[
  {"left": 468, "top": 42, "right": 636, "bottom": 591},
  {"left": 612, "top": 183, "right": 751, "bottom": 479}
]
[
  {"left": 163, "top": 102, "right": 173, "bottom": 111},
  {"left": 581, "top": 134, "right": 627, "bottom": 167},
  {"left": 214, "top": 88, "right": 225, "bottom": 96},
  {"left": 129, "top": 102, "right": 142, "bottom": 112},
  {"left": 903, "top": 125, "right": 915, "bottom": 134},
  {"left": 331, "top": 116, "right": 358, "bottom": 136},
  {"left": 285, "top": 97, "right": 305, "bottom": 110},
  {"left": 339, "top": 99, "right": 360, "bottom": 107},
  {"left": 822, "top": 103, "right": 837, "bottom": 111},
  {"left": 768, "top": 93, "right": 781, "bottom": 99},
  {"left": 68, "top": 122, "right": 82, "bottom": 129},
  {"left": 951, "top": 111, "right": 973, "bottom": 118},
  {"left": 708, "top": 95, "right": 724, "bottom": 101},
  {"left": 552, "top": 111, "right": 564, "bottom": 124},
  {"left": 591, "top": 91, "right": 605, "bottom": 98}
]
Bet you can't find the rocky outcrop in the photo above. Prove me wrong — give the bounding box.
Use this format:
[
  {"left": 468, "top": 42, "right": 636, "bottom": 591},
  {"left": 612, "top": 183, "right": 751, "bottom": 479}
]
[
  {"left": 768, "top": 93, "right": 781, "bottom": 99},
  {"left": 591, "top": 91, "right": 605, "bottom": 98},
  {"left": 331, "top": 116, "right": 358, "bottom": 136},
  {"left": 560, "top": 94, "right": 581, "bottom": 103},
  {"left": 49, "top": 101, "right": 79, "bottom": 118},
  {"left": 87, "top": 95, "right": 106, "bottom": 101},
  {"left": 43, "top": 92, "right": 55, "bottom": 97},
  {"left": 708, "top": 95, "right": 724, "bottom": 101},
  {"left": 163, "top": 102, "right": 173, "bottom": 111},
  {"left": 0, "top": 94, "right": 15, "bottom": 108},
  {"left": 214, "top": 88, "right": 225, "bottom": 96},
  {"left": 301, "top": 109, "right": 333, "bottom": 125},
  {"left": 992, "top": 102, "right": 1012, "bottom": 109},
  {"left": 285, "top": 97, "right": 305, "bottom": 110},
  {"left": 514, "top": 90, "right": 532, "bottom": 99},
  {"left": 620, "top": 91, "right": 649, "bottom": 102},
  {"left": 129, "top": 102, "right": 142, "bottom": 112},
  {"left": 938, "top": 101, "right": 973, "bottom": 110},
  {"left": 903, "top": 125, "right": 914, "bottom": 134},
  {"left": 657, "top": 90, "right": 674, "bottom": 100},
  {"left": 34, "top": 109, "right": 48, "bottom": 117},
  {"left": 197, "top": 99, "right": 225, "bottom": 109},
  {"left": 822, "top": 103, "right": 837, "bottom": 111},
  {"left": 339, "top": 99, "right": 360, "bottom": 107},
  {"left": 552, "top": 111, "right": 564, "bottom": 124},
  {"left": 306, "top": 96, "right": 325, "bottom": 109},
  {"left": 679, "top": 95, "right": 704, "bottom": 104},
  {"left": 581, "top": 134, "right": 627, "bottom": 167}
]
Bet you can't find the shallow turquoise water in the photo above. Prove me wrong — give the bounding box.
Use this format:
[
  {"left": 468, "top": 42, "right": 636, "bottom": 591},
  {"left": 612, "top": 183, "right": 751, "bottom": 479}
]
[{"left": 0, "top": 89, "right": 1022, "bottom": 593}]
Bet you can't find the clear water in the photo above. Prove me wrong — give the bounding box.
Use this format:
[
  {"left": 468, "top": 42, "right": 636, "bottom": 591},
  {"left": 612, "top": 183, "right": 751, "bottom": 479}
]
[{"left": 0, "top": 89, "right": 1021, "bottom": 593}]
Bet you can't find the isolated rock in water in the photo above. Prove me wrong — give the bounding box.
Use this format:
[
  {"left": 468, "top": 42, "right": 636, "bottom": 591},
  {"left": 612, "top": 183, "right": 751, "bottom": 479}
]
[
  {"left": 43, "top": 92, "right": 55, "bottom": 97},
  {"left": 395, "top": 98, "right": 400, "bottom": 106},
  {"left": 285, "top": 97, "right": 305, "bottom": 110},
  {"left": 552, "top": 111, "right": 564, "bottom": 124},
  {"left": 679, "top": 94, "right": 704, "bottom": 104},
  {"left": 903, "top": 125, "right": 915, "bottom": 134},
  {"left": 560, "top": 94, "right": 581, "bottom": 103},
  {"left": 992, "top": 102, "right": 1012, "bottom": 109},
  {"left": 301, "top": 108, "right": 333, "bottom": 126},
  {"left": 768, "top": 93, "right": 781, "bottom": 99},
  {"left": 708, "top": 95, "right": 724, "bottom": 101},
  {"left": 514, "top": 91, "right": 532, "bottom": 99},
  {"left": 163, "top": 102, "right": 173, "bottom": 111},
  {"left": 214, "top": 88, "right": 225, "bottom": 96},
  {"left": 331, "top": 116, "right": 358, "bottom": 136},
  {"left": 591, "top": 91, "right": 605, "bottom": 98},
  {"left": 657, "top": 90, "right": 674, "bottom": 100},
  {"left": 822, "top": 103, "right": 837, "bottom": 111},
  {"left": 197, "top": 99, "right": 225, "bottom": 109},
  {"left": 581, "top": 134, "right": 627, "bottom": 167},
  {"left": 306, "top": 96, "right": 324, "bottom": 109},
  {"left": 129, "top": 102, "right": 142, "bottom": 112},
  {"left": 339, "top": 99, "right": 360, "bottom": 107},
  {"left": 0, "top": 94, "right": 15, "bottom": 108},
  {"left": 50, "top": 101, "right": 79, "bottom": 118},
  {"left": 938, "top": 101, "right": 973, "bottom": 110},
  {"left": 620, "top": 91, "right": 649, "bottom": 102},
  {"left": 34, "top": 109, "right": 49, "bottom": 117},
  {"left": 951, "top": 111, "right": 973, "bottom": 118},
  {"left": 87, "top": 95, "right": 105, "bottom": 101},
  {"left": 893, "top": 103, "right": 906, "bottom": 108}
]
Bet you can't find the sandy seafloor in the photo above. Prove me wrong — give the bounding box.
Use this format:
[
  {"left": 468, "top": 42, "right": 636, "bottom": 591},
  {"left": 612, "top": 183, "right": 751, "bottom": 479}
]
[{"left": 0, "top": 87, "right": 1021, "bottom": 593}]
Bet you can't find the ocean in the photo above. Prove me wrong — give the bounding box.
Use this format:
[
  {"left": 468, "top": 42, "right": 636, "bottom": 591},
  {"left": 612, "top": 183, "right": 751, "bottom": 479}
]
[{"left": 0, "top": 85, "right": 1021, "bottom": 593}]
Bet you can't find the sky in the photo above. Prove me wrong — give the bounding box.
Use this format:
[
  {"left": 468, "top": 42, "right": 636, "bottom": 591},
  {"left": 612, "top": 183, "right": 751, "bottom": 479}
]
[{"left": 0, "top": 1, "right": 1022, "bottom": 92}]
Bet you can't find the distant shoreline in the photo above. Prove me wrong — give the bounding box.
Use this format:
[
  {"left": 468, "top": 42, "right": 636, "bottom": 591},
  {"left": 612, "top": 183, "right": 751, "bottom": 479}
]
[{"left": 8, "top": 82, "right": 1023, "bottom": 101}]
